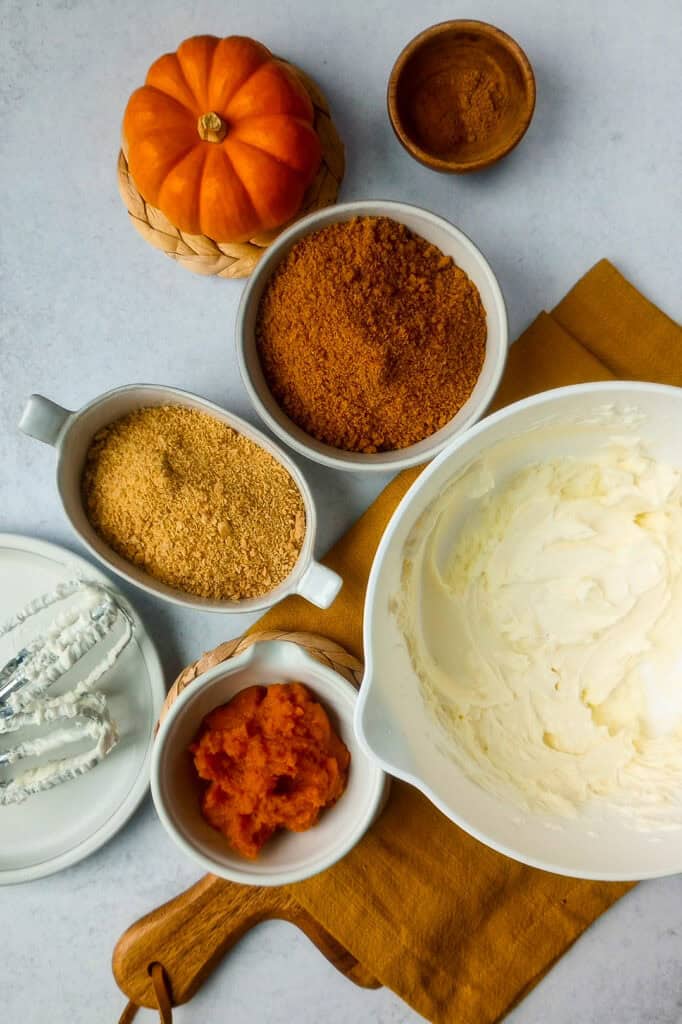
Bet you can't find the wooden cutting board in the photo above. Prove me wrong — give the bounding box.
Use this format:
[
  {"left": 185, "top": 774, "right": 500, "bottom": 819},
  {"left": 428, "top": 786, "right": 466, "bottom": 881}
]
[{"left": 113, "top": 873, "right": 380, "bottom": 1013}]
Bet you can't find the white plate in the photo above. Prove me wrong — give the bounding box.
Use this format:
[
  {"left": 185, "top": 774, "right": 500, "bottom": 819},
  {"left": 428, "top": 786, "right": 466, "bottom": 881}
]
[{"left": 0, "top": 534, "right": 165, "bottom": 884}]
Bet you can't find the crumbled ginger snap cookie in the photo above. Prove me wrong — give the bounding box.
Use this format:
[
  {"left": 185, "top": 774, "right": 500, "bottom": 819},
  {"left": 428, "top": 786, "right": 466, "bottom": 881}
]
[{"left": 82, "top": 406, "right": 306, "bottom": 600}]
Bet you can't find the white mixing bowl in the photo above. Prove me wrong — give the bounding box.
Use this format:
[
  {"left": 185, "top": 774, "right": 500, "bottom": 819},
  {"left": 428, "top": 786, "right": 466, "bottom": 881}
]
[{"left": 356, "top": 381, "right": 682, "bottom": 880}]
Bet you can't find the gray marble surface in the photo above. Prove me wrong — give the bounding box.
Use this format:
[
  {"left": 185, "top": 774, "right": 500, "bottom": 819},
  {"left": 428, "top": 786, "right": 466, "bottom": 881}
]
[{"left": 2, "top": 0, "right": 681, "bottom": 1021}]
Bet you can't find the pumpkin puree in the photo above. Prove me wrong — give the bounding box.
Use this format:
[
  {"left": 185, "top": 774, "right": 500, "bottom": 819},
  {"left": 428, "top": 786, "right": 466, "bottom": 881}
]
[{"left": 190, "top": 683, "right": 350, "bottom": 858}]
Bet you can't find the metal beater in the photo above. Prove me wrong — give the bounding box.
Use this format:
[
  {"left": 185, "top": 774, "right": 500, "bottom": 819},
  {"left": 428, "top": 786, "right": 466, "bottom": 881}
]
[{"left": 0, "top": 578, "right": 133, "bottom": 804}]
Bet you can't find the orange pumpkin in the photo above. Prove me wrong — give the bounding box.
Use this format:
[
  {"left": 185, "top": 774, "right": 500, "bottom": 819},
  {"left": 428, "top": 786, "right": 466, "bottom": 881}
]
[{"left": 123, "top": 36, "right": 322, "bottom": 243}]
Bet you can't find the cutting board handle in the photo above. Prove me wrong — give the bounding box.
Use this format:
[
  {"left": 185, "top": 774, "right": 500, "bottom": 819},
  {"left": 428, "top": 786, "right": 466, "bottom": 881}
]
[{"left": 113, "top": 873, "right": 379, "bottom": 1014}]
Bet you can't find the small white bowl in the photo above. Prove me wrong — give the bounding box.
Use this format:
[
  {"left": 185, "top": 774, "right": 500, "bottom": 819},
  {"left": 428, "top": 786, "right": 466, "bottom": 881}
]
[
  {"left": 19, "top": 385, "right": 342, "bottom": 613},
  {"left": 151, "top": 639, "right": 387, "bottom": 885},
  {"left": 237, "top": 199, "right": 508, "bottom": 472}
]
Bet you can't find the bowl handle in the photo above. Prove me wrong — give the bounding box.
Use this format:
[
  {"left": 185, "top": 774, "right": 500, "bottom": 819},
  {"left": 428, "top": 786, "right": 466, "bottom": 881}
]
[
  {"left": 19, "top": 394, "right": 74, "bottom": 447},
  {"left": 295, "top": 560, "right": 342, "bottom": 609}
]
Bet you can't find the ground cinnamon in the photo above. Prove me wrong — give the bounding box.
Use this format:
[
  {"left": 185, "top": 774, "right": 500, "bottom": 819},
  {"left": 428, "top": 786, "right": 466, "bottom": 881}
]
[
  {"left": 407, "top": 62, "right": 505, "bottom": 154},
  {"left": 256, "top": 216, "right": 486, "bottom": 453}
]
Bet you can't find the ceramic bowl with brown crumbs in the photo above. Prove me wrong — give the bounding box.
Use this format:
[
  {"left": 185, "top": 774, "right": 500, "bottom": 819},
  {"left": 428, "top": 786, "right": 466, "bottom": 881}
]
[{"left": 238, "top": 201, "right": 508, "bottom": 473}]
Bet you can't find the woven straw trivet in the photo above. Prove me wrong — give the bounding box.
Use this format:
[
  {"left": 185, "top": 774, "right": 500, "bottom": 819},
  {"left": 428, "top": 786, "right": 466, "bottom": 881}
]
[
  {"left": 118, "top": 65, "right": 345, "bottom": 279},
  {"left": 159, "top": 629, "right": 362, "bottom": 727}
]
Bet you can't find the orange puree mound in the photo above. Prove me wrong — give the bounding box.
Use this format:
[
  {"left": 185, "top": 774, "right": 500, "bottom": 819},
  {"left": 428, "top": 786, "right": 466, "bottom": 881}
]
[{"left": 190, "top": 683, "right": 350, "bottom": 859}]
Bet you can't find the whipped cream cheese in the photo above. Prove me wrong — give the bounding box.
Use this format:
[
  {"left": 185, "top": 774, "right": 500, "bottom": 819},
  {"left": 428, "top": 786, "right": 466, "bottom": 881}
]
[{"left": 398, "top": 440, "right": 682, "bottom": 825}]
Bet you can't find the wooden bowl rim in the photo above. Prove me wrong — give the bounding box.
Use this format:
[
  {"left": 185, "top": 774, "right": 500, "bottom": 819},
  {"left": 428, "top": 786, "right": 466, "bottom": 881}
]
[{"left": 387, "top": 18, "right": 536, "bottom": 174}]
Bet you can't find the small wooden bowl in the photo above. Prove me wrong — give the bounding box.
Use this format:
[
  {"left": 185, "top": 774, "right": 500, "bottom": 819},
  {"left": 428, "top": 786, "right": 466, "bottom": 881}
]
[{"left": 387, "top": 20, "right": 536, "bottom": 173}]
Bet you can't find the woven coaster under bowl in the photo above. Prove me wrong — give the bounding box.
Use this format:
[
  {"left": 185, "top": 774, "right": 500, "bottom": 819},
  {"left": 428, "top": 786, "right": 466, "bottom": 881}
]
[
  {"left": 117, "top": 66, "right": 345, "bottom": 280},
  {"left": 159, "top": 628, "right": 362, "bottom": 728}
]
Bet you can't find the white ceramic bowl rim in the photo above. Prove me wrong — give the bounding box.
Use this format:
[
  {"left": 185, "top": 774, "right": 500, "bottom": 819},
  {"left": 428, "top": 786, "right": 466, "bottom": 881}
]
[
  {"left": 356, "top": 380, "right": 682, "bottom": 881},
  {"left": 237, "top": 199, "right": 509, "bottom": 472},
  {"left": 151, "top": 640, "right": 387, "bottom": 885}
]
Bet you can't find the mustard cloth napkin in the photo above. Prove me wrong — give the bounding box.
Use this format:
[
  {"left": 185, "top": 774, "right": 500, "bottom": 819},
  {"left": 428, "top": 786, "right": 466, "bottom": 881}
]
[{"left": 248, "top": 260, "right": 680, "bottom": 1024}]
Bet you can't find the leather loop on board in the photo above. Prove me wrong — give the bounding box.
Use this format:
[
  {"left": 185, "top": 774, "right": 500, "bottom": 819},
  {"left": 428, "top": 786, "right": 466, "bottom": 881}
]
[
  {"left": 118, "top": 1000, "right": 139, "bottom": 1024},
  {"left": 151, "top": 963, "right": 173, "bottom": 1023},
  {"left": 118, "top": 963, "right": 173, "bottom": 1024}
]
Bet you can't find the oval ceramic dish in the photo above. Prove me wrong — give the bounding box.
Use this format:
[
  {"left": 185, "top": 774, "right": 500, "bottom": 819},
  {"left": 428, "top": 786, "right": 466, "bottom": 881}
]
[
  {"left": 152, "top": 638, "right": 387, "bottom": 885},
  {"left": 356, "top": 381, "right": 682, "bottom": 881},
  {"left": 19, "top": 386, "right": 341, "bottom": 613},
  {"left": 237, "top": 199, "right": 508, "bottom": 472}
]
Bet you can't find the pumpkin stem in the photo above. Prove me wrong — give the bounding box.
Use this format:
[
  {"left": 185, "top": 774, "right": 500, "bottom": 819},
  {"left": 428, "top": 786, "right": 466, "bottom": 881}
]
[{"left": 197, "top": 112, "right": 228, "bottom": 143}]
